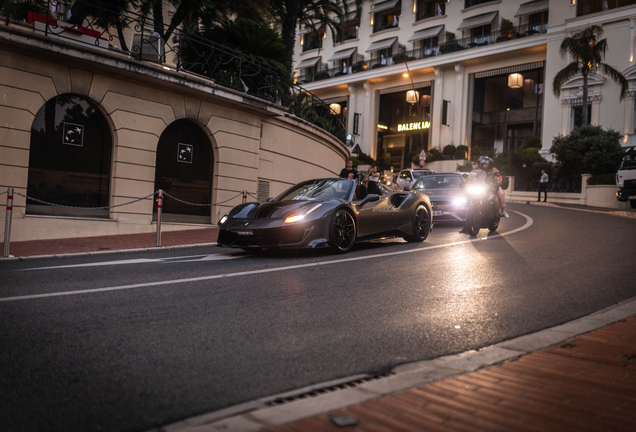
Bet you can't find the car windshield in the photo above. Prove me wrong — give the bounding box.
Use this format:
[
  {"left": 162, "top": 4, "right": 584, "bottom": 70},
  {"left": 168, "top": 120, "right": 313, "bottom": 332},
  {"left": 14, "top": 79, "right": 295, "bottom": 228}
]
[
  {"left": 619, "top": 151, "right": 636, "bottom": 170},
  {"left": 275, "top": 179, "right": 353, "bottom": 201},
  {"left": 413, "top": 175, "right": 463, "bottom": 190},
  {"left": 412, "top": 170, "right": 431, "bottom": 179}
]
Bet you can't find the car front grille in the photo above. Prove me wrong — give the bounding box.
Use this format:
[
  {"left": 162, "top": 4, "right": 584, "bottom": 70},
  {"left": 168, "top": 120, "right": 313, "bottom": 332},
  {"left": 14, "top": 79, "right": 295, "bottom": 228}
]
[{"left": 218, "top": 225, "right": 309, "bottom": 248}]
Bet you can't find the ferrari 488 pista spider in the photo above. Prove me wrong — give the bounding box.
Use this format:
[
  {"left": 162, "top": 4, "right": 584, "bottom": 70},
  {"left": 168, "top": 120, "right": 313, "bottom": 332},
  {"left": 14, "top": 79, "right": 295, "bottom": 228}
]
[{"left": 216, "top": 178, "right": 433, "bottom": 253}]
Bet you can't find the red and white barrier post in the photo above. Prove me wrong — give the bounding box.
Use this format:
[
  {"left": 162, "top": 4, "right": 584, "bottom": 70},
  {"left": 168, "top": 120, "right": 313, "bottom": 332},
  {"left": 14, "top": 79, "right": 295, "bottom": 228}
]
[
  {"left": 242, "top": 190, "right": 247, "bottom": 203},
  {"left": 156, "top": 189, "right": 163, "bottom": 247},
  {"left": 3, "top": 188, "right": 13, "bottom": 258}
]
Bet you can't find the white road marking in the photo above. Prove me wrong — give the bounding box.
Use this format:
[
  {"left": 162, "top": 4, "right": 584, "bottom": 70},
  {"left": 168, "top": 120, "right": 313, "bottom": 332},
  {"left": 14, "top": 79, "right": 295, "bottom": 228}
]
[
  {"left": 0, "top": 211, "right": 533, "bottom": 302},
  {"left": 21, "top": 253, "right": 244, "bottom": 271}
]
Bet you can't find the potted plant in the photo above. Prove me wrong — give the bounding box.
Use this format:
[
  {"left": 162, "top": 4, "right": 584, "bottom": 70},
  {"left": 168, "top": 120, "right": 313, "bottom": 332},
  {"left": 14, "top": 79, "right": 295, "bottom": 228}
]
[{"left": 498, "top": 18, "right": 514, "bottom": 41}]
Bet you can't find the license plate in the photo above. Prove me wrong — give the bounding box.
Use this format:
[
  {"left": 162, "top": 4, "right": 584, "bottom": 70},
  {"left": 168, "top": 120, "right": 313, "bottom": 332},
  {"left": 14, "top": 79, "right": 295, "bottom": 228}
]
[
  {"left": 630, "top": 195, "right": 636, "bottom": 199},
  {"left": 236, "top": 231, "right": 254, "bottom": 236},
  {"left": 432, "top": 211, "right": 443, "bottom": 216}
]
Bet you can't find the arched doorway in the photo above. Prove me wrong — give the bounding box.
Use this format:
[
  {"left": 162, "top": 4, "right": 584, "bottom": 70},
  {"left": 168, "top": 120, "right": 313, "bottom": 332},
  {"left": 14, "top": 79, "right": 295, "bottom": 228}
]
[
  {"left": 27, "top": 94, "right": 112, "bottom": 217},
  {"left": 154, "top": 119, "right": 213, "bottom": 223}
]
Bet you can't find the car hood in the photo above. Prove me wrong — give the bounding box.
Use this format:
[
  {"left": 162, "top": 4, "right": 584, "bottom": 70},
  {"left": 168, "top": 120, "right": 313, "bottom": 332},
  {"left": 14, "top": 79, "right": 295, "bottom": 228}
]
[
  {"left": 420, "top": 188, "right": 466, "bottom": 199},
  {"left": 245, "top": 200, "right": 328, "bottom": 219}
]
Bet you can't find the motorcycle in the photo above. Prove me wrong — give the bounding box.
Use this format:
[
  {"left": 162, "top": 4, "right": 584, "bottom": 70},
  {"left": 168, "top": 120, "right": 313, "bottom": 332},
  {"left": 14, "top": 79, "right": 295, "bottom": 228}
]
[{"left": 462, "top": 169, "right": 501, "bottom": 236}]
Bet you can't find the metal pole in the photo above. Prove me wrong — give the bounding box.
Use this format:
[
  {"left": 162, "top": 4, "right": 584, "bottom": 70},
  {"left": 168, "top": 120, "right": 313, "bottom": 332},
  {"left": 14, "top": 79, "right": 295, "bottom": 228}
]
[
  {"left": 242, "top": 190, "right": 247, "bottom": 203},
  {"left": 156, "top": 189, "right": 163, "bottom": 247},
  {"left": 3, "top": 188, "right": 13, "bottom": 258}
]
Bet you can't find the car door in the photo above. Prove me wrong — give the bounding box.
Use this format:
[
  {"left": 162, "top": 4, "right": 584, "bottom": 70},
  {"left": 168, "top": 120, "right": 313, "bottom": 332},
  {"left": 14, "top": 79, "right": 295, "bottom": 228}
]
[{"left": 356, "top": 185, "right": 397, "bottom": 237}]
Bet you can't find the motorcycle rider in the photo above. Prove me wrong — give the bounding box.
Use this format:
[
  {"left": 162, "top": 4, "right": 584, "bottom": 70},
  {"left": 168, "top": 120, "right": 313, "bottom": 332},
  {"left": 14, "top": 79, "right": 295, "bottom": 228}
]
[{"left": 459, "top": 156, "right": 508, "bottom": 234}]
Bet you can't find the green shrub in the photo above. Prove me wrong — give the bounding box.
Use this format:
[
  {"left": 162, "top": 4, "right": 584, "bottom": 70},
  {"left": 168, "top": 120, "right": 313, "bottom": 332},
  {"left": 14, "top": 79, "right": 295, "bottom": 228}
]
[
  {"left": 427, "top": 148, "right": 443, "bottom": 162},
  {"left": 587, "top": 173, "right": 617, "bottom": 185},
  {"left": 455, "top": 145, "right": 468, "bottom": 159},
  {"left": 524, "top": 136, "right": 541, "bottom": 149},
  {"left": 442, "top": 144, "right": 457, "bottom": 158},
  {"left": 550, "top": 125, "right": 623, "bottom": 177}
]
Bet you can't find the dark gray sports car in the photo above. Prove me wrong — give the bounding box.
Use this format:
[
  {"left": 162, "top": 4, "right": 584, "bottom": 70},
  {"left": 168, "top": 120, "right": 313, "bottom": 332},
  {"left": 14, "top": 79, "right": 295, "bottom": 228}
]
[{"left": 216, "top": 178, "right": 433, "bottom": 253}]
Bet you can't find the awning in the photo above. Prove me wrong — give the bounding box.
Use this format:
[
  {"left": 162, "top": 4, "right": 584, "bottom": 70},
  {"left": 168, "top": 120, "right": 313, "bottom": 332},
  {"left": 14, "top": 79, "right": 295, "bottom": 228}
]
[
  {"left": 296, "top": 56, "right": 321, "bottom": 69},
  {"left": 328, "top": 47, "right": 357, "bottom": 62},
  {"left": 365, "top": 36, "right": 398, "bottom": 52},
  {"left": 408, "top": 25, "right": 444, "bottom": 42},
  {"left": 457, "top": 11, "right": 498, "bottom": 31},
  {"left": 369, "top": 0, "right": 399, "bottom": 14},
  {"left": 515, "top": 0, "right": 549, "bottom": 17}
]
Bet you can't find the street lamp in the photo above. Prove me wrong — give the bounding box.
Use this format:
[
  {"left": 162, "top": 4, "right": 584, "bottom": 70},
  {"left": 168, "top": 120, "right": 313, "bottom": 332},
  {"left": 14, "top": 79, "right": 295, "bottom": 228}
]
[
  {"left": 508, "top": 73, "right": 523, "bottom": 89},
  {"left": 406, "top": 90, "right": 419, "bottom": 104}
]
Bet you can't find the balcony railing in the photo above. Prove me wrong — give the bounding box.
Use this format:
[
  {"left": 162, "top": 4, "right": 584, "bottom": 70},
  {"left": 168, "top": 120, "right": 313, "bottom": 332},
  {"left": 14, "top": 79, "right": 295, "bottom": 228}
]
[
  {"left": 1, "top": 0, "right": 345, "bottom": 142},
  {"left": 416, "top": 3, "right": 446, "bottom": 21},
  {"left": 373, "top": 16, "right": 400, "bottom": 33},
  {"left": 297, "top": 22, "right": 547, "bottom": 84},
  {"left": 577, "top": 0, "right": 636, "bottom": 16}
]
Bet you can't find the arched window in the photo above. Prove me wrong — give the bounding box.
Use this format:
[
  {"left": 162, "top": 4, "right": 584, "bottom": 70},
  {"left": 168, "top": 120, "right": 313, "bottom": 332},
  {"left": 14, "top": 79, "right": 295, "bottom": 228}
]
[
  {"left": 154, "top": 120, "right": 213, "bottom": 223},
  {"left": 27, "top": 94, "right": 112, "bottom": 217}
]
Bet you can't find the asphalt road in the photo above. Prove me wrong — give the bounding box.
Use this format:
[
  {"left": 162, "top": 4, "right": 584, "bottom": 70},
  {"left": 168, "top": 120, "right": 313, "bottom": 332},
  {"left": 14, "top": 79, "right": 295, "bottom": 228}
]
[{"left": 1, "top": 203, "right": 635, "bottom": 432}]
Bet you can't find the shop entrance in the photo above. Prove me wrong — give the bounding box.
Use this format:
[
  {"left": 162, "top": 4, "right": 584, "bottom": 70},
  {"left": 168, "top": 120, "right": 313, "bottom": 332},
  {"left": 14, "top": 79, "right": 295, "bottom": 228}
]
[{"left": 377, "top": 86, "right": 431, "bottom": 171}]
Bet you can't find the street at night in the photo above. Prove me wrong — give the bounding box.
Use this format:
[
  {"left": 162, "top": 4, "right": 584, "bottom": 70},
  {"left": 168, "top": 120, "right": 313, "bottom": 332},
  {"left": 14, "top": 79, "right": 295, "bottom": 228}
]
[{"left": 1, "top": 203, "right": 635, "bottom": 432}]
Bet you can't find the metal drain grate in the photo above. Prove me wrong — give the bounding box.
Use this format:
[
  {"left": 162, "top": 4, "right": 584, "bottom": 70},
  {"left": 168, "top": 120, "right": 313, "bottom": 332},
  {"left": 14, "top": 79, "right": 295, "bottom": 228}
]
[{"left": 265, "top": 372, "right": 394, "bottom": 407}]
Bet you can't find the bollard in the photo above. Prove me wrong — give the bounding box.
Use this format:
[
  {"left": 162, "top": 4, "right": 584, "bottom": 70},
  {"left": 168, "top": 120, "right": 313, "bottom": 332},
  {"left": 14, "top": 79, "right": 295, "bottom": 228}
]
[
  {"left": 156, "top": 189, "right": 163, "bottom": 247},
  {"left": 3, "top": 188, "right": 13, "bottom": 258},
  {"left": 242, "top": 190, "right": 247, "bottom": 203}
]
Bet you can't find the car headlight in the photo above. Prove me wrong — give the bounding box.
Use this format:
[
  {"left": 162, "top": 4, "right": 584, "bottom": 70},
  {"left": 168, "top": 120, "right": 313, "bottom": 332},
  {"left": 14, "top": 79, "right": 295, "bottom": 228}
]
[
  {"left": 219, "top": 213, "right": 229, "bottom": 224},
  {"left": 466, "top": 185, "right": 486, "bottom": 196},
  {"left": 284, "top": 204, "right": 322, "bottom": 224},
  {"left": 452, "top": 197, "right": 467, "bottom": 207}
]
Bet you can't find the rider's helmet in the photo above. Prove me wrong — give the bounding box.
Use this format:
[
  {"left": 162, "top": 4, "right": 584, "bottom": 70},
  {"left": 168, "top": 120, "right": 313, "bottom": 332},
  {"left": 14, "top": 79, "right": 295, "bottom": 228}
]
[{"left": 478, "top": 156, "right": 495, "bottom": 172}]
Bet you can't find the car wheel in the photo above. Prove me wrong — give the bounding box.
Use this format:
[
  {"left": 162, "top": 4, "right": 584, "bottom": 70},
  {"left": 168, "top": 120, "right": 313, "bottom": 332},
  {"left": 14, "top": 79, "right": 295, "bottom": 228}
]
[
  {"left": 467, "top": 210, "right": 480, "bottom": 236},
  {"left": 404, "top": 204, "right": 430, "bottom": 242},
  {"left": 329, "top": 210, "right": 356, "bottom": 253}
]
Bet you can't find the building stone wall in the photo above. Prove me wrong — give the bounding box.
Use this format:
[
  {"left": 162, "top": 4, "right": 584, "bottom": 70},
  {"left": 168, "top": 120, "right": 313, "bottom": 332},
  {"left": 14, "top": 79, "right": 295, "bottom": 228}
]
[{"left": 0, "top": 26, "right": 348, "bottom": 242}]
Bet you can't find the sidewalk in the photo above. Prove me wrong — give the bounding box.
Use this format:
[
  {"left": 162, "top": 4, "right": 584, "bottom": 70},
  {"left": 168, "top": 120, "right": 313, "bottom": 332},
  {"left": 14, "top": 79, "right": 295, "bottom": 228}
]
[
  {"left": 263, "top": 313, "right": 636, "bottom": 432},
  {"left": 0, "top": 227, "right": 220, "bottom": 259}
]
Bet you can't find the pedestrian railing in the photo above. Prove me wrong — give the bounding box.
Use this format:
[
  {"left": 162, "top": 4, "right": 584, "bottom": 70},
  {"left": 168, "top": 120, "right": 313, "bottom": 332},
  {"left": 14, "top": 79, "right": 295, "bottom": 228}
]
[{"left": 1, "top": 187, "right": 254, "bottom": 257}]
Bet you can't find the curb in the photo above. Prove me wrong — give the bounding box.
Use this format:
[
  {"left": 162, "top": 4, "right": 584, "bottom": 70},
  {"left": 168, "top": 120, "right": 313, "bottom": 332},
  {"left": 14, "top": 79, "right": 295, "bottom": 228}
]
[
  {"left": 0, "top": 242, "right": 218, "bottom": 262},
  {"left": 153, "top": 296, "right": 636, "bottom": 432}
]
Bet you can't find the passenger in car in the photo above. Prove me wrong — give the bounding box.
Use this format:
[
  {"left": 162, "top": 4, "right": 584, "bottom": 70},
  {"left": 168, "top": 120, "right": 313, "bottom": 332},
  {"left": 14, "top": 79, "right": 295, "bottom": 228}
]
[{"left": 367, "top": 166, "right": 382, "bottom": 195}]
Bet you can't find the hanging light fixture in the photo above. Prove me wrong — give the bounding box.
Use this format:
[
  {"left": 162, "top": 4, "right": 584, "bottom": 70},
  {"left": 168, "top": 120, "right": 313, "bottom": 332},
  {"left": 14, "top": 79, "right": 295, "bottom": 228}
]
[
  {"left": 508, "top": 73, "right": 523, "bottom": 89},
  {"left": 406, "top": 90, "right": 419, "bottom": 104},
  {"left": 329, "top": 103, "right": 341, "bottom": 115}
]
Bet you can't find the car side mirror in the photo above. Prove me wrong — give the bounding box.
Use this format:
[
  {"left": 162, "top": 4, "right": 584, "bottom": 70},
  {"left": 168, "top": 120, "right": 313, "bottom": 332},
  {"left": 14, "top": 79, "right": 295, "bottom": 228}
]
[
  {"left": 356, "top": 194, "right": 380, "bottom": 207},
  {"left": 266, "top": 197, "right": 274, "bottom": 202}
]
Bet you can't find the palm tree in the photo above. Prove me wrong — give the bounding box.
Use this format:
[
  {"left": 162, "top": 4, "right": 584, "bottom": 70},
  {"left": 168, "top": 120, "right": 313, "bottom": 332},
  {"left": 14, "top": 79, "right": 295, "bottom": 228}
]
[
  {"left": 552, "top": 25, "right": 628, "bottom": 127},
  {"left": 267, "top": 0, "right": 363, "bottom": 80}
]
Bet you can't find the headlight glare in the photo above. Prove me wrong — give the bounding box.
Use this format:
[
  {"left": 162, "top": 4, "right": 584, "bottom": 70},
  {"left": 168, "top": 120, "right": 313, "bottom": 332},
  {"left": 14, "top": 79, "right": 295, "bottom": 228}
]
[
  {"left": 453, "top": 197, "right": 467, "bottom": 207},
  {"left": 285, "top": 204, "right": 322, "bottom": 224},
  {"left": 467, "top": 185, "right": 486, "bottom": 196}
]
